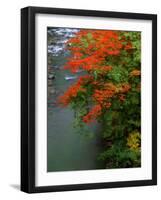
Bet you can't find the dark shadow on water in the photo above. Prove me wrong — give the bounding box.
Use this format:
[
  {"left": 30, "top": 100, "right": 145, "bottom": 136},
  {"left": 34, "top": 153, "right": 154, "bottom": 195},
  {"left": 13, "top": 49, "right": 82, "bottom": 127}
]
[{"left": 10, "top": 184, "right": 20, "bottom": 191}]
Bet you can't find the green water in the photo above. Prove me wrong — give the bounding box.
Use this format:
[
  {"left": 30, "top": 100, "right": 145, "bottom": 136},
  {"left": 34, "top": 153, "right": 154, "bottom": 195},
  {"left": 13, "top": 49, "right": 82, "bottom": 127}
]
[
  {"left": 47, "top": 66, "right": 104, "bottom": 172},
  {"left": 47, "top": 27, "right": 104, "bottom": 172}
]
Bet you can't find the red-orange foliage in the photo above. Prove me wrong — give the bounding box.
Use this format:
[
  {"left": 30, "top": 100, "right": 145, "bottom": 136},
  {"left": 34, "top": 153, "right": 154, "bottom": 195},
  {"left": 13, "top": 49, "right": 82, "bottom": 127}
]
[
  {"left": 57, "top": 29, "right": 135, "bottom": 124},
  {"left": 64, "top": 30, "right": 123, "bottom": 73},
  {"left": 57, "top": 80, "right": 86, "bottom": 107},
  {"left": 82, "top": 104, "right": 102, "bottom": 124}
]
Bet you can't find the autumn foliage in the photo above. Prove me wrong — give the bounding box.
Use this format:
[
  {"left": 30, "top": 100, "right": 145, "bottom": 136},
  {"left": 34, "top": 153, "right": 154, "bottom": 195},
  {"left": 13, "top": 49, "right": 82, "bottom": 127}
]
[{"left": 58, "top": 29, "right": 141, "bottom": 168}]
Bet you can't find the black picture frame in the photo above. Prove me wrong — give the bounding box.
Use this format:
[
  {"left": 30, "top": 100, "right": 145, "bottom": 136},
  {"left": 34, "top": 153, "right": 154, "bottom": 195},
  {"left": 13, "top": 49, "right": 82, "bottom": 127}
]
[{"left": 21, "top": 6, "right": 157, "bottom": 193}]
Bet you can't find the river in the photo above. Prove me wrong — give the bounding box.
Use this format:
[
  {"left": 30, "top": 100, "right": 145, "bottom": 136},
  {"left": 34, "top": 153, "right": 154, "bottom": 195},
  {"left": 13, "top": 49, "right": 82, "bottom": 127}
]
[{"left": 47, "top": 27, "right": 104, "bottom": 172}]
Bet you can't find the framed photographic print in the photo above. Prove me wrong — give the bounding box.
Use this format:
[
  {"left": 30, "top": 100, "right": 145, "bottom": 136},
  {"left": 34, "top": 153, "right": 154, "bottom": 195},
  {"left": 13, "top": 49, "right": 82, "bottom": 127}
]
[{"left": 21, "top": 6, "right": 157, "bottom": 193}]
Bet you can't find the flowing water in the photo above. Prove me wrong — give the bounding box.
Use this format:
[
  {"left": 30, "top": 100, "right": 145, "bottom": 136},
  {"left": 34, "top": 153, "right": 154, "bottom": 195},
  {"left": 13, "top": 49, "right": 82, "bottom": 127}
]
[{"left": 47, "top": 28, "right": 104, "bottom": 172}]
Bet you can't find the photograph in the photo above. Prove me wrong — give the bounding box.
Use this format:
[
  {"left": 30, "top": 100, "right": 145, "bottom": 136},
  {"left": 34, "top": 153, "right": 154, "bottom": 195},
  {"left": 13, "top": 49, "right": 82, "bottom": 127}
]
[
  {"left": 47, "top": 27, "right": 141, "bottom": 172},
  {"left": 21, "top": 6, "right": 157, "bottom": 193}
]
